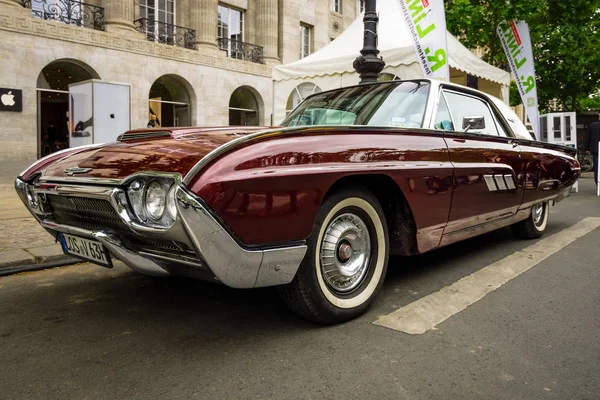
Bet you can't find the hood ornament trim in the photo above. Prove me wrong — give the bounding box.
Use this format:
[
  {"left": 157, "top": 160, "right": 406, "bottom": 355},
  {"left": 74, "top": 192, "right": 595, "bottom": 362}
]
[{"left": 64, "top": 166, "right": 92, "bottom": 176}]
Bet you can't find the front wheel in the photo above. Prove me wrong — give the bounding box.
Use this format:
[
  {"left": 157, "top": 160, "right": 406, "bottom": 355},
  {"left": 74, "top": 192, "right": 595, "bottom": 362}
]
[
  {"left": 511, "top": 201, "right": 549, "bottom": 239},
  {"left": 277, "top": 187, "right": 389, "bottom": 324}
]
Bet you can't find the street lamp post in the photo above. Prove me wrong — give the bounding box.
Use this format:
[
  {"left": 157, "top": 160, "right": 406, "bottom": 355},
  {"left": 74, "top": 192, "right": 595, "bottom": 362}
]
[{"left": 353, "top": 0, "right": 385, "bottom": 84}]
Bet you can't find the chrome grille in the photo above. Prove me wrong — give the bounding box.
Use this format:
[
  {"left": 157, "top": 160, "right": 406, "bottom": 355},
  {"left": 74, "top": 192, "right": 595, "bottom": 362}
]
[{"left": 46, "top": 195, "right": 184, "bottom": 252}]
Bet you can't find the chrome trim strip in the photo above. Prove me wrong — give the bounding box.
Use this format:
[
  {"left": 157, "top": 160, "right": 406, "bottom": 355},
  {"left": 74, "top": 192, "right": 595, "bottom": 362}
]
[
  {"left": 494, "top": 175, "right": 508, "bottom": 190},
  {"left": 40, "top": 220, "right": 170, "bottom": 277},
  {"left": 176, "top": 187, "right": 307, "bottom": 288},
  {"left": 39, "top": 170, "right": 183, "bottom": 186},
  {"left": 484, "top": 175, "right": 498, "bottom": 191},
  {"left": 503, "top": 174, "right": 516, "bottom": 190},
  {"left": 36, "top": 184, "right": 115, "bottom": 199},
  {"left": 39, "top": 176, "right": 124, "bottom": 185}
]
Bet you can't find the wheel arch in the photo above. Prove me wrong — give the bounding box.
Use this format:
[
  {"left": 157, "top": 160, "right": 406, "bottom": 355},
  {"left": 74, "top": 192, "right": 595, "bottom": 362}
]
[{"left": 323, "top": 174, "right": 419, "bottom": 256}]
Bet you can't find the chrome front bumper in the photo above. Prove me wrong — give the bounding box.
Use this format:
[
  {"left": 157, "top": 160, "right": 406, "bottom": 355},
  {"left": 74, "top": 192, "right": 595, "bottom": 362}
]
[{"left": 15, "top": 178, "right": 307, "bottom": 288}]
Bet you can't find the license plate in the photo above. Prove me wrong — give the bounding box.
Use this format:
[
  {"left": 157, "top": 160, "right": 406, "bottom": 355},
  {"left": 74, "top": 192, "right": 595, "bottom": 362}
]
[{"left": 59, "top": 233, "right": 112, "bottom": 268}]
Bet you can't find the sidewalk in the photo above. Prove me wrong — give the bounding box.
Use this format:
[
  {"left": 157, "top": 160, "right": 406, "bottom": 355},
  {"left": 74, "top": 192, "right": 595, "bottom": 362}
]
[{"left": 0, "top": 160, "right": 75, "bottom": 271}]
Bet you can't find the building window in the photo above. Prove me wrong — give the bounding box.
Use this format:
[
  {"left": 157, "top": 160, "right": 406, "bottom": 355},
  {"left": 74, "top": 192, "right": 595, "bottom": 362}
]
[
  {"left": 218, "top": 4, "right": 244, "bottom": 58},
  {"left": 218, "top": 5, "right": 244, "bottom": 44},
  {"left": 358, "top": 0, "right": 365, "bottom": 13},
  {"left": 286, "top": 83, "right": 322, "bottom": 115},
  {"left": 140, "top": 0, "right": 175, "bottom": 26},
  {"left": 331, "top": 0, "right": 341, "bottom": 13},
  {"left": 300, "top": 24, "right": 311, "bottom": 59}
]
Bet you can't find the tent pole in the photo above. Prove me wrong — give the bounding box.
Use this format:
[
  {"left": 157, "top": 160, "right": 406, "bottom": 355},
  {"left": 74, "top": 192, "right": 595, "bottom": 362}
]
[{"left": 353, "top": 0, "right": 386, "bottom": 84}]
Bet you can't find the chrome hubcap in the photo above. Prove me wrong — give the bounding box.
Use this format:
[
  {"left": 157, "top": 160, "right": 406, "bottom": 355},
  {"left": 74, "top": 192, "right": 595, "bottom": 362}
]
[
  {"left": 320, "top": 213, "right": 371, "bottom": 293},
  {"left": 533, "top": 203, "right": 544, "bottom": 226}
]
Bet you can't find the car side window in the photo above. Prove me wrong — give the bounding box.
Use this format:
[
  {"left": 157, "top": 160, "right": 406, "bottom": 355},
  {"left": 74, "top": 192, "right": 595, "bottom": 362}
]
[
  {"left": 443, "top": 91, "right": 500, "bottom": 136},
  {"left": 434, "top": 92, "right": 454, "bottom": 131}
]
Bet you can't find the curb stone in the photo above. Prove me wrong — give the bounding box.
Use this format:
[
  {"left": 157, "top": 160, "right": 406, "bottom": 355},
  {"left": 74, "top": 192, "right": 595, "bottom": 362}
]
[
  {"left": 0, "top": 249, "right": 35, "bottom": 268},
  {"left": 26, "top": 244, "right": 69, "bottom": 264},
  {"left": 0, "top": 244, "right": 79, "bottom": 274}
]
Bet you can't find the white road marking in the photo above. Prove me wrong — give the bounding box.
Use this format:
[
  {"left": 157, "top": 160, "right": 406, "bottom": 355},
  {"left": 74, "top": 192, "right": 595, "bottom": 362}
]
[{"left": 374, "top": 217, "right": 600, "bottom": 334}]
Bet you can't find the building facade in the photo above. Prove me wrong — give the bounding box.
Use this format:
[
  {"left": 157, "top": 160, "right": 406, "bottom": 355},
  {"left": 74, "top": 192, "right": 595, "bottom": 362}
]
[{"left": 0, "top": 0, "right": 360, "bottom": 161}]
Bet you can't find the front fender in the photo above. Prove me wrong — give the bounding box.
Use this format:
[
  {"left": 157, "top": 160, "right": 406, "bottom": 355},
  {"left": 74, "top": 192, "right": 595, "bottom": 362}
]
[{"left": 186, "top": 130, "right": 453, "bottom": 248}]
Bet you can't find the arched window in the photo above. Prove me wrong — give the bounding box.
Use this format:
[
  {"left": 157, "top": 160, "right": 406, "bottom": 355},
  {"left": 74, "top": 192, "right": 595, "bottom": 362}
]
[
  {"left": 286, "top": 83, "right": 322, "bottom": 115},
  {"left": 149, "top": 75, "right": 194, "bottom": 127},
  {"left": 229, "top": 86, "right": 263, "bottom": 126}
]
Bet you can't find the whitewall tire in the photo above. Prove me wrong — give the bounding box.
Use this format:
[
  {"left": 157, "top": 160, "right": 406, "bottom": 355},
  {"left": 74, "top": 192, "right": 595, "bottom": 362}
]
[
  {"left": 511, "top": 201, "right": 549, "bottom": 239},
  {"left": 278, "top": 187, "right": 389, "bottom": 324}
]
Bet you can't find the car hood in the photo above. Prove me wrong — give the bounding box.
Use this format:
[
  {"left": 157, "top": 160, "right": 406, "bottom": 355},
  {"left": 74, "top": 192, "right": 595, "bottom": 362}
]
[{"left": 40, "top": 127, "right": 274, "bottom": 182}]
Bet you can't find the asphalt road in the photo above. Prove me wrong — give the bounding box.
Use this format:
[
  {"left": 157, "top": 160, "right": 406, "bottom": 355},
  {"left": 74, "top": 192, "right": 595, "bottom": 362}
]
[{"left": 1, "top": 176, "right": 599, "bottom": 400}]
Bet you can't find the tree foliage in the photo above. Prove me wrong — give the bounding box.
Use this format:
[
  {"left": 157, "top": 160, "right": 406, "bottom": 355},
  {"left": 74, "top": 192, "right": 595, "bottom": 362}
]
[{"left": 445, "top": 0, "right": 600, "bottom": 112}]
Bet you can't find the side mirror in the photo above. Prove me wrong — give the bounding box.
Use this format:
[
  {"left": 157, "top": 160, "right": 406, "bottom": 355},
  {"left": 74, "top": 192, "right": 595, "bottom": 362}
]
[{"left": 462, "top": 116, "right": 485, "bottom": 131}]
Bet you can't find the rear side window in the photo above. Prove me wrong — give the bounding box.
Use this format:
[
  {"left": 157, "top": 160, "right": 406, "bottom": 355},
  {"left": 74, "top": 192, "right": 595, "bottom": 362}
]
[{"left": 443, "top": 91, "right": 503, "bottom": 137}]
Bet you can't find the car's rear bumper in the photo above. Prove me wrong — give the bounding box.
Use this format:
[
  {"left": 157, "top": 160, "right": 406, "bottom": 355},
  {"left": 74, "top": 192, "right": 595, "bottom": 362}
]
[{"left": 15, "top": 178, "right": 307, "bottom": 288}]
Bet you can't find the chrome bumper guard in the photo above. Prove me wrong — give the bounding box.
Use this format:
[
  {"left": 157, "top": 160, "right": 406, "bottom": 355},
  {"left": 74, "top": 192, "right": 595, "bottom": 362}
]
[{"left": 16, "top": 178, "right": 307, "bottom": 288}]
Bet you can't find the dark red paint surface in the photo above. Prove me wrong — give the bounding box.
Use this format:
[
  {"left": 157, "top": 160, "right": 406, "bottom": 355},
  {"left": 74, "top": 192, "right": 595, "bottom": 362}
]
[
  {"left": 189, "top": 129, "right": 453, "bottom": 249},
  {"left": 28, "top": 125, "right": 580, "bottom": 253},
  {"left": 40, "top": 127, "right": 268, "bottom": 181}
]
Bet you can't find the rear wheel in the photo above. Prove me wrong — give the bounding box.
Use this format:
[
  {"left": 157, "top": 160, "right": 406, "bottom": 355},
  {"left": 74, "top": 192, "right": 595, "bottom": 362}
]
[
  {"left": 511, "top": 201, "right": 549, "bottom": 239},
  {"left": 277, "top": 187, "right": 389, "bottom": 324}
]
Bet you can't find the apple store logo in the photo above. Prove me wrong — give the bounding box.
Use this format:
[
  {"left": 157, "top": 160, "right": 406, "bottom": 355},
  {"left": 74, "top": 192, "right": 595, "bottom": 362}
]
[{"left": 0, "top": 88, "right": 22, "bottom": 112}]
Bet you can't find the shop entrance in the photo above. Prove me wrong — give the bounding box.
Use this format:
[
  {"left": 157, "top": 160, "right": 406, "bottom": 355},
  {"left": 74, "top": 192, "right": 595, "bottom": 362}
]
[
  {"left": 229, "top": 86, "right": 262, "bottom": 126},
  {"left": 148, "top": 75, "right": 192, "bottom": 127},
  {"left": 37, "top": 60, "right": 98, "bottom": 157}
]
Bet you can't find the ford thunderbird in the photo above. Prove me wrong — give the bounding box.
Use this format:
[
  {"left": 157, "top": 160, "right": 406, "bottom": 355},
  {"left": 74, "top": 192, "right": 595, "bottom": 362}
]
[{"left": 15, "top": 79, "right": 580, "bottom": 323}]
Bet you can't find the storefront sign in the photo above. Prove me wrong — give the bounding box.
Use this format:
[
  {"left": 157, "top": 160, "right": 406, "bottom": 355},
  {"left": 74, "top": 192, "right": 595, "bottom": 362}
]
[
  {"left": 497, "top": 20, "right": 540, "bottom": 139},
  {"left": 0, "top": 88, "right": 22, "bottom": 112},
  {"left": 398, "top": 0, "right": 449, "bottom": 81}
]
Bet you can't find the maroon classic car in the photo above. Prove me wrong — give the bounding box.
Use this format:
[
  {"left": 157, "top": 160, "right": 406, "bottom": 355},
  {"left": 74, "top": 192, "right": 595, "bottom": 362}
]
[{"left": 16, "top": 79, "right": 580, "bottom": 324}]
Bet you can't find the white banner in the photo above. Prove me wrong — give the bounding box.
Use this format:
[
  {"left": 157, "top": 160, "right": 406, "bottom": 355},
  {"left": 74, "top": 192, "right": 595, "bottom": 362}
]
[
  {"left": 398, "top": 0, "right": 449, "bottom": 81},
  {"left": 497, "top": 20, "right": 540, "bottom": 140}
]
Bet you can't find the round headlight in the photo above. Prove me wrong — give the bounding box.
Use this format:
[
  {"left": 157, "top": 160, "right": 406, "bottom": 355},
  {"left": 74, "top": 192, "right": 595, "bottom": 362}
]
[
  {"left": 144, "top": 181, "right": 166, "bottom": 220},
  {"left": 167, "top": 185, "right": 177, "bottom": 220}
]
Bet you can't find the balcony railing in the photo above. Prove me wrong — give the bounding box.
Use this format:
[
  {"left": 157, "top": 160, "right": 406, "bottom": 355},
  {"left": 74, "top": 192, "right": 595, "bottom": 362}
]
[
  {"left": 134, "top": 18, "right": 196, "bottom": 50},
  {"left": 217, "top": 38, "right": 264, "bottom": 64},
  {"left": 20, "top": 0, "right": 104, "bottom": 31}
]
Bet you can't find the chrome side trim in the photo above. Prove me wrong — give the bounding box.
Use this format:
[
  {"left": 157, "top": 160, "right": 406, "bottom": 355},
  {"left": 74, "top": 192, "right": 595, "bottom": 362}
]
[
  {"left": 503, "top": 174, "right": 516, "bottom": 190},
  {"left": 176, "top": 188, "right": 307, "bottom": 288},
  {"left": 494, "top": 175, "right": 508, "bottom": 190},
  {"left": 40, "top": 220, "right": 170, "bottom": 277},
  {"left": 484, "top": 175, "right": 498, "bottom": 191}
]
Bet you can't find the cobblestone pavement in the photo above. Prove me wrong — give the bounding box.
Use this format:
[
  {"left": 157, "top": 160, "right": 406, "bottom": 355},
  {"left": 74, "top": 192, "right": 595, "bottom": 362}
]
[{"left": 0, "top": 160, "right": 69, "bottom": 269}]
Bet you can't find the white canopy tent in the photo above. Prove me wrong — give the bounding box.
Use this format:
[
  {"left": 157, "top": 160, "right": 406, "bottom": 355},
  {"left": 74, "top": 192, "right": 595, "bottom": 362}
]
[{"left": 272, "top": 0, "right": 510, "bottom": 124}]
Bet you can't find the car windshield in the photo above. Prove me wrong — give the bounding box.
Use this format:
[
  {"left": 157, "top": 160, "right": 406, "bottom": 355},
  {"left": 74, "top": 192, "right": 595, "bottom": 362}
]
[{"left": 280, "top": 81, "right": 431, "bottom": 128}]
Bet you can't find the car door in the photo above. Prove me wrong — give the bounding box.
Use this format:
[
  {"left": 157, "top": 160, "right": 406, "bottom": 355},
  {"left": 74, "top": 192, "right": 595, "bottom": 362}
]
[{"left": 436, "top": 89, "right": 524, "bottom": 236}]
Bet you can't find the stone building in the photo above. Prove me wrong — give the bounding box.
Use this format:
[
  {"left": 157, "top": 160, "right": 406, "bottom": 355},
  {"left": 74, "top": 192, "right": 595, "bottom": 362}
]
[{"left": 0, "top": 0, "right": 361, "bottom": 161}]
